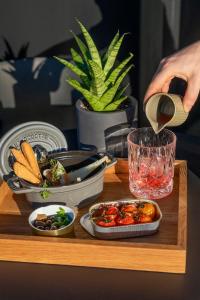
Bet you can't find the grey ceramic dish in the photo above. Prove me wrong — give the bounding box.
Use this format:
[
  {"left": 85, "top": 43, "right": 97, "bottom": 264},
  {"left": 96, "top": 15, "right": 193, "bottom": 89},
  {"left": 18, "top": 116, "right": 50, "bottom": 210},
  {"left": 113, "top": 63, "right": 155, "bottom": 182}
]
[
  {"left": 87, "top": 199, "right": 162, "bottom": 239},
  {"left": 5, "top": 151, "right": 116, "bottom": 208},
  {"left": 0, "top": 121, "right": 68, "bottom": 178}
]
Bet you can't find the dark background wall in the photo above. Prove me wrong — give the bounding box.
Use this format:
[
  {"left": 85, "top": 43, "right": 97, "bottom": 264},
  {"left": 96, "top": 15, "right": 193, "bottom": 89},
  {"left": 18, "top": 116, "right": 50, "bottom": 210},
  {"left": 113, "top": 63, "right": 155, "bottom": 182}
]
[
  {"left": 0, "top": 0, "right": 102, "bottom": 57},
  {"left": 178, "top": 0, "right": 200, "bottom": 136},
  {"left": 1, "top": 0, "right": 200, "bottom": 122},
  {"left": 0, "top": 0, "right": 140, "bottom": 95},
  {"left": 0, "top": 0, "right": 200, "bottom": 175},
  {"left": 0, "top": 0, "right": 140, "bottom": 137}
]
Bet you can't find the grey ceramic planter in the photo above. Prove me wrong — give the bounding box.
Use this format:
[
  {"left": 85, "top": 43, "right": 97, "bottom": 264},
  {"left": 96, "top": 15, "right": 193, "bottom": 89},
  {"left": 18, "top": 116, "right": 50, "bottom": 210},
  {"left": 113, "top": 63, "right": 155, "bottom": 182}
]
[{"left": 76, "top": 97, "right": 138, "bottom": 153}]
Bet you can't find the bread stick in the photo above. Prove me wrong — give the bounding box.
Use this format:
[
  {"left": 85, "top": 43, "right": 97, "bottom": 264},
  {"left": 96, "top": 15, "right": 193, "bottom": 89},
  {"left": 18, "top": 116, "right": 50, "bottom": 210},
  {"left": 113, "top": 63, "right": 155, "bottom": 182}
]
[
  {"left": 13, "top": 162, "right": 41, "bottom": 184},
  {"left": 20, "top": 141, "right": 42, "bottom": 179},
  {"left": 10, "top": 148, "right": 32, "bottom": 173}
]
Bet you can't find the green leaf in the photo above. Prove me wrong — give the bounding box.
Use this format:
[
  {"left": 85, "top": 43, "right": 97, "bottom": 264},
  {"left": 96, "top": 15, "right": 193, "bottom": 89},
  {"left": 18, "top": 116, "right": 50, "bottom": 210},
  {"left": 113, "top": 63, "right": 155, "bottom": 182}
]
[
  {"left": 55, "top": 207, "right": 70, "bottom": 226},
  {"left": 88, "top": 60, "right": 106, "bottom": 97},
  {"left": 103, "top": 33, "right": 129, "bottom": 76},
  {"left": 106, "top": 53, "right": 133, "bottom": 86},
  {"left": 102, "top": 30, "right": 119, "bottom": 66},
  {"left": 80, "top": 75, "right": 91, "bottom": 89},
  {"left": 77, "top": 20, "right": 102, "bottom": 68},
  {"left": 67, "top": 78, "right": 104, "bottom": 111},
  {"left": 57, "top": 207, "right": 66, "bottom": 218},
  {"left": 71, "top": 48, "right": 91, "bottom": 78},
  {"left": 70, "top": 31, "right": 91, "bottom": 65},
  {"left": 54, "top": 56, "right": 86, "bottom": 77},
  {"left": 40, "top": 189, "right": 50, "bottom": 200},
  {"left": 115, "top": 84, "right": 129, "bottom": 100},
  {"left": 100, "top": 64, "right": 133, "bottom": 108},
  {"left": 40, "top": 180, "right": 51, "bottom": 200},
  {"left": 70, "top": 48, "right": 91, "bottom": 88},
  {"left": 70, "top": 48, "right": 84, "bottom": 65},
  {"left": 104, "top": 96, "right": 128, "bottom": 111}
]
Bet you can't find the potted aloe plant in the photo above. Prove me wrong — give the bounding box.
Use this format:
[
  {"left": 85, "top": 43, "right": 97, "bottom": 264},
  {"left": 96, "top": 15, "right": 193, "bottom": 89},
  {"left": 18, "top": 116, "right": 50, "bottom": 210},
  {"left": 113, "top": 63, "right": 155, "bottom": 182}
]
[{"left": 54, "top": 20, "right": 137, "bottom": 152}]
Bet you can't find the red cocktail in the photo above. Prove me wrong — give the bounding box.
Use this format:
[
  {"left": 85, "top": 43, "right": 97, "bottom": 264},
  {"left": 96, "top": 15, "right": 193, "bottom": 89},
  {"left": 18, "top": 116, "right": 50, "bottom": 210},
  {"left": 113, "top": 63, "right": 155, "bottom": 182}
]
[{"left": 128, "top": 128, "right": 176, "bottom": 199}]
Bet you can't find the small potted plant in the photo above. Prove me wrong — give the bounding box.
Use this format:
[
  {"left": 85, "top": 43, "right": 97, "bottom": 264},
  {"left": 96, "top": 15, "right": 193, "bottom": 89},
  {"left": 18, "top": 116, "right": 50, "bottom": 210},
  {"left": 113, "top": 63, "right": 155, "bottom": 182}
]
[{"left": 54, "top": 20, "right": 137, "bottom": 152}]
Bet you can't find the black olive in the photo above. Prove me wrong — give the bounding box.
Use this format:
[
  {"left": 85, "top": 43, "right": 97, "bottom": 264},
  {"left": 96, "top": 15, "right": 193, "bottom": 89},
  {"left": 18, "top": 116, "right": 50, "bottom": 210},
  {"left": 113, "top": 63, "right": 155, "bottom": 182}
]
[
  {"left": 46, "top": 219, "right": 52, "bottom": 226},
  {"left": 49, "top": 216, "right": 56, "bottom": 222},
  {"left": 51, "top": 225, "right": 58, "bottom": 230},
  {"left": 35, "top": 221, "right": 46, "bottom": 227},
  {"left": 44, "top": 226, "right": 50, "bottom": 230},
  {"left": 37, "top": 226, "right": 45, "bottom": 230}
]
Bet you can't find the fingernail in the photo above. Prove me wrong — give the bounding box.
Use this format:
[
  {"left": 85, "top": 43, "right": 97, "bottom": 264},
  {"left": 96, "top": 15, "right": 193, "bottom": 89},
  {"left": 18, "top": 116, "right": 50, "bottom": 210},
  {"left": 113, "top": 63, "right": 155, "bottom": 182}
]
[{"left": 184, "top": 105, "right": 191, "bottom": 113}]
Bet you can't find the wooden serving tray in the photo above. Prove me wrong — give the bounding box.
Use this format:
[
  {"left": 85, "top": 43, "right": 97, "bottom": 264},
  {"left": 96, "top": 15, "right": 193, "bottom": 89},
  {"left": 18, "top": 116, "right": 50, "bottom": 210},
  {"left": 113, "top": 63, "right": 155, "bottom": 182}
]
[{"left": 0, "top": 160, "right": 187, "bottom": 273}]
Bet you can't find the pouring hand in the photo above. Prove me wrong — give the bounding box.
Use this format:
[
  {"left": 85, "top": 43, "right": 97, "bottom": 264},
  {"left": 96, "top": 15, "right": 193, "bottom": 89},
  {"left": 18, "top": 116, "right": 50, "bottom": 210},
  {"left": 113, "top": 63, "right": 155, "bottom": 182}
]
[{"left": 144, "top": 41, "right": 200, "bottom": 112}]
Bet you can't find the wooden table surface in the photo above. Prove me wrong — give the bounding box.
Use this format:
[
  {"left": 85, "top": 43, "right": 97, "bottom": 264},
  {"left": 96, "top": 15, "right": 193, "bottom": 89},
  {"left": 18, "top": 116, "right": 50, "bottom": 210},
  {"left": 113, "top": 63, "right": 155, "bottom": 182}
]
[{"left": 0, "top": 170, "right": 199, "bottom": 300}]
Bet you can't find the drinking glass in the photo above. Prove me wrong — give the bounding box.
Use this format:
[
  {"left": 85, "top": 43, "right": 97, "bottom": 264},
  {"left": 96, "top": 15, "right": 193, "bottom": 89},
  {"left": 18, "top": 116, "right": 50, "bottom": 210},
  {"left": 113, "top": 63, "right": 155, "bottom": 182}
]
[{"left": 127, "top": 127, "right": 176, "bottom": 199}]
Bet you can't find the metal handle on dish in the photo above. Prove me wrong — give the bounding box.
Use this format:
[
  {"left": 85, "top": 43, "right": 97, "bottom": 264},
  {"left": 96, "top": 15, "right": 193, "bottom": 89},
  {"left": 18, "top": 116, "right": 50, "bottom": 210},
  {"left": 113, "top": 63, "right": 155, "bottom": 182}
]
[
  {"left": 5, "top": 175, "right": 33, "bottom": 194},
  {"left": 104, "top": 155, "right": 117, "bottom": 169}
]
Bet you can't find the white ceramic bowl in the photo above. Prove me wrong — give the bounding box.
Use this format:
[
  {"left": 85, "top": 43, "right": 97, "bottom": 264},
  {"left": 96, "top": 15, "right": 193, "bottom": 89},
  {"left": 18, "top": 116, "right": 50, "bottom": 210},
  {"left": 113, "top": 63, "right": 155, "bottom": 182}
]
[{"left": 28, "top": 204, "right": 76, "bottom": 236}]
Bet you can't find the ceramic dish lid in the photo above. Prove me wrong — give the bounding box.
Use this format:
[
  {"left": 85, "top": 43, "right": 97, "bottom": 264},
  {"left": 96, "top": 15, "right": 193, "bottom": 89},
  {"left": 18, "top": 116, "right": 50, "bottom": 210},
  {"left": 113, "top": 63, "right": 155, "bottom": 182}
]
[{"left": 0, "top": 121, "right": 68, "bottom": 178}]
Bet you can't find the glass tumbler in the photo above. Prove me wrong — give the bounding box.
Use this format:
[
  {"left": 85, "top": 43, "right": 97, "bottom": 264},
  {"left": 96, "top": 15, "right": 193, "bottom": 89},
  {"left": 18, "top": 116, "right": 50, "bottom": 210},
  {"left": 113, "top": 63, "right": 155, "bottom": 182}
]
[{"left": 127, "top": 127, "right": 176, "bottom": 199}]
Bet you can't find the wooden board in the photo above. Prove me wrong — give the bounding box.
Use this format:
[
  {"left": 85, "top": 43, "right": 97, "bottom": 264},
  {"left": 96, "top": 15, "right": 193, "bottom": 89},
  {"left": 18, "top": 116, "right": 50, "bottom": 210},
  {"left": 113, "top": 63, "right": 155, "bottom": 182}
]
[{"left": 0, "top": 160, "right": 187, "bottom": 273}]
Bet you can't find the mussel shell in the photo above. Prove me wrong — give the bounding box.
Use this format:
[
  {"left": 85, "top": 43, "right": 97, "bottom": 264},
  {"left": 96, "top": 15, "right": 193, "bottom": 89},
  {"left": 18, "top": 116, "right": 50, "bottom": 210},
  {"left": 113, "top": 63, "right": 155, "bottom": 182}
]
[
  {"left": 8, "top": 154, "right": 16, "bottom": 169},
  {"left": 43, "top": 161, "right": 69, "bottom": 186},
  {"left": 33, "top": 144, "right": 48, "bottom": 163},
  {"left": 43, "top": 169, "right": 52, "bottom": 181},
  {"left": 3, "top": 171, "right": 15, "bottom": 182}
]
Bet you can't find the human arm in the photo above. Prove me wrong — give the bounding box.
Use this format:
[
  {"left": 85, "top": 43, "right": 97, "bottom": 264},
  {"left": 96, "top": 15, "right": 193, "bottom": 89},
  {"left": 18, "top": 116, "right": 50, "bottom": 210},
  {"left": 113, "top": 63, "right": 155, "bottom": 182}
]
[{"left": 144, "top": 41, "right": 200, "bottom": 112}]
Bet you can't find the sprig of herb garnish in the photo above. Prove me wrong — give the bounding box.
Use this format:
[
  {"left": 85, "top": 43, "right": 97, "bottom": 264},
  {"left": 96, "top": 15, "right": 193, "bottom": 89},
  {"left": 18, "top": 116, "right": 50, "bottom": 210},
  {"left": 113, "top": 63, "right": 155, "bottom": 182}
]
[
  {"left": 49, "top": 159, "right": 66, "bottom": 182},
  {"left": 40, "top": 180, "right": 51, "bottom": 200},
  {"left": 50, "top": 159, "right": 57, "bottom": 167},
  {"left": 52, "top": 207, "right": 70, "bottom": 227}
]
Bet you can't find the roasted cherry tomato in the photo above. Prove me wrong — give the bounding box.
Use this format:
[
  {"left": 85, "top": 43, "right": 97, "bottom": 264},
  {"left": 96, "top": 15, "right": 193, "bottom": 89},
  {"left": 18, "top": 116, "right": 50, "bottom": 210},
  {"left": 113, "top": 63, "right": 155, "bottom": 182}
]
[
  {"left": 92, "top": 207, "right": 105, "bottom": 218},
  {"left": 121, "top": 204, "right": 138, "bottom": 214},
  {"left": 138, "top": 203, "right": 156, "bottom": 219},
  {"left": 116, "top": 215, "right": 135, "bottom": 226},
  {"left": 105, "top": 206, "right": 118, "bottom": 216},
  {"left": 96, "top": 217, "right": 116, "bottom": 227},
  {"left": 139, "top": 214, "right": 152, "bottom": 223},
  {"left": 106, "top": 214, "right": 117, "bottom": 220},
  {"left": 132, "top": 213, "right": 141, "bottom": 224}
]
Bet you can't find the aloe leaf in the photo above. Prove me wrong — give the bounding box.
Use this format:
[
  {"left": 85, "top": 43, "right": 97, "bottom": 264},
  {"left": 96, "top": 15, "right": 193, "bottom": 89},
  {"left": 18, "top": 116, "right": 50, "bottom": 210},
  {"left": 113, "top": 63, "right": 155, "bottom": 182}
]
[
  {"left": 115, "top": 84, "right": 129, "bottom": 100},
  {"left": 69, "top": 49, "right": 90, "bottom": 88},
  {"left": 104, "top": 96, "right": 128, "bottom": 111},
  {"left": 70, "top": 48, "right": 84, "bottom": 65},
  {"left": 106, "top": 53, "right": 133, "bottom": 86},
  {"left": 70, "top": 31, "right": 91, "bottom": 65},
  {"left": 88, "top": 60, "right": 106, "bottom": 97},
  {"left": 100, "top": 64, "right": 133, "bottom": 107},
  {"left": 54, "top": 56, "right": 86, "bottom": 77},
  {"left": 102, "top": 30, "right": 119, "bottom": 66},
  {"left": 80, "top": 75, "right": 91, "bottom": 89},
  {"left": 71, "top": 48, "right": 90, "bottom": 76},
  {"left": 77, "top": 20, "right": 102, "bottom": 68},
  {"left": 103, "top": 33, "right": 129, "bottom": 76},
  {"left": 67, "top": 78, "right": 104, "bottom": 111}
]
